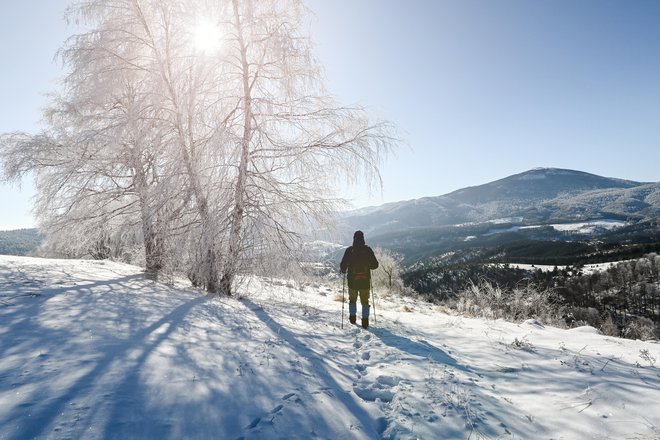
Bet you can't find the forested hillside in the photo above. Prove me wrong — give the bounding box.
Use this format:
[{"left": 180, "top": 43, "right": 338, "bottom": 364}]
[
  {"left": 0, "top": 228, "right": 42, "bottom": 256},
  {"left": 404, "top": 254, "right": 660, "bottom": 340}
]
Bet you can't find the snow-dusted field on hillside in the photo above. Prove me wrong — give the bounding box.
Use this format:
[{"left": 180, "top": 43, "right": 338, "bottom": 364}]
[
  {"left": 505, "top": 262, "right": 621, "bottom": 275},
  {"left": 1, "top": 255, "right": 659, "bottom": 439}
]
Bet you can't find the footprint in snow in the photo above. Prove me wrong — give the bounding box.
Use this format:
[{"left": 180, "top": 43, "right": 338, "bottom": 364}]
[
  {"left": 353, "top": 375, "right": 401, "bottom": 404},
  {"left": 246, "top": 417, "right": 260, "bottom": 429},
  {"left": 353, "top": 382, "right": 395, "bottom": 403},
  {"left": 376, "top": 375, "right": 401, "bottom": 387},
  {"left": 361, "top": 351, "right": 371, "bottom": 361},
  {"left": 244, "top": 395, "right": 297, "bottom": 432}
]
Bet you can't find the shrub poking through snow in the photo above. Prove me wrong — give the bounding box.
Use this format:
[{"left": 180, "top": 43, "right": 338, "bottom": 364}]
[
  {"left": 639, "top": 349, "right": 657, "bottom": 367},
  {"left": 452, "top": 280, "right": 564, "bottom": 325}
]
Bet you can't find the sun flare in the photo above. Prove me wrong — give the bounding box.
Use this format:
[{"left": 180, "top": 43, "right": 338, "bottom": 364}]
[{"left": 192, "top": 21, "right": 223, "bottom": 55}]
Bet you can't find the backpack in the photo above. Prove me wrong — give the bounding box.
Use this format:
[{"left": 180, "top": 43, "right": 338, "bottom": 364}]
[{"left": 349, "top": 248, "right": 370, "bottom": 283}]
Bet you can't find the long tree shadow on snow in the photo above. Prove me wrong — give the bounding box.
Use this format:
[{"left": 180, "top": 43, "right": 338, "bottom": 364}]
[
  {"left": 371, "top": 327, "right": 472, "bottom": 373},
  {"left": 0, "top": 275, "right": 208, "bottom": 440},
  {"left": 0, "top": 273, "right": 147, "bottom": 362},
  {"left": 242, "top": 298, "right": 385, "bottom": 438}
]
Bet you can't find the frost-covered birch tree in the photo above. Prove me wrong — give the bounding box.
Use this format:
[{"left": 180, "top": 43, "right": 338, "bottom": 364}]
[
  {"left": 1, "top": 0, "right": 396, "bottom": 294},
  {"left": 373, "top": 248, "right": 405, "bottom": 295},
  {"left": 2, "top": 0, "right": 230, "bottom": 282},
  {"left": 1, "top": 0, "right": 188, "bottom": 279},
  {"left": 212, "top": 0, "right": 395, "bottom": 294}
]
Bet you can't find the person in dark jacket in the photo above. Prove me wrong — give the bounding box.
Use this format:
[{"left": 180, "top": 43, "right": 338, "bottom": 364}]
[{"left": 340, "top": 230, "right": 379, "bottom": 329}]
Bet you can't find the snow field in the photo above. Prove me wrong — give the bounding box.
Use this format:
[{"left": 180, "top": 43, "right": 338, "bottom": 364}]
[{"left": 1, "top": 255, "right": 660, "bottom": 439}]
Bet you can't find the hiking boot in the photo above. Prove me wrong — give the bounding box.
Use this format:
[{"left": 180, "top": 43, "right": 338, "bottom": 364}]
[
  {"left": 349, "top": 315, "right": 356, "bottom": 325},
  {"left": 361, "top": 318, "right": 369, "bottom": 329}
]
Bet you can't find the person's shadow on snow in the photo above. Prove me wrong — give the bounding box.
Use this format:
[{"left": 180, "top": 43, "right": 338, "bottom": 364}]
[{"left": 372, "top": 327, "right": 471, "bottom": 373}]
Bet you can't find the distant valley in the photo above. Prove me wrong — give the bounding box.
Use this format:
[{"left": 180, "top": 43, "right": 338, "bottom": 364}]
[
  {"left": 340, "top": 168, "right": 660, "bottom": 265},
  {"left": 5, "top": 168, "right": 660, "bottom": 269}
]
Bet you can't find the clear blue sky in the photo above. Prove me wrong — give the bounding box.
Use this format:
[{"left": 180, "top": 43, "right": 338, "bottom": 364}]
[{"left": 2, "top": 0, "right": 660, "bottom": 230}]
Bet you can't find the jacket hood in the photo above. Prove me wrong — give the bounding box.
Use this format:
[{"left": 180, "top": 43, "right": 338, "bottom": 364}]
[{"left": 352, "top": 230, "right": 365, "bottom": 247}]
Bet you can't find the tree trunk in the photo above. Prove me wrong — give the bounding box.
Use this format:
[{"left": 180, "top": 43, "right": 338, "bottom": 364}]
[
  {"left": 221, "top": 0, "right": 253, "bottom": 296},
  {"left": 142, "top": 215, "right": 163, "bottom": 280},
  {"left": 135, "top": 161, "right": 163, "bottom": 281}
]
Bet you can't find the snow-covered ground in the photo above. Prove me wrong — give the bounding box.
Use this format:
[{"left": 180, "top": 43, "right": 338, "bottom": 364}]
[
  {"left": 521, "top": 220, "right": 627, "bottom": 235},
  {"left": 505, "top": 262, "right": 621, "bottom": 275},
  {"left": 482, "top": 219, "right": 626, "bottom": 237},
  {"left": 1, "top": 255, "right": 659, "bottom": 440},
  {"left": 545, "top": 220, "right": 625, "bottom": 233}
]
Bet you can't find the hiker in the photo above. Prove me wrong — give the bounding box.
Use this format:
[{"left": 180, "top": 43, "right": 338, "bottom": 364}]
[{"left": 340, "top": 230, "right": 379, "bottom": 329}]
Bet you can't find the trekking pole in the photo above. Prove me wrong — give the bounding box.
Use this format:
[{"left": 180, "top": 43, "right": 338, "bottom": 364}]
[
  {"left": 341, "top": 273, "right": 346, "bottom": 329},
  {"left": 371, "top": 278, "right": 377, "bottom": 324}
]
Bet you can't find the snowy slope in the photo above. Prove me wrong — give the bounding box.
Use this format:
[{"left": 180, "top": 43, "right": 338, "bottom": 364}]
[{"left": 1, "top": 255, "right": 660, "bottom": 440}]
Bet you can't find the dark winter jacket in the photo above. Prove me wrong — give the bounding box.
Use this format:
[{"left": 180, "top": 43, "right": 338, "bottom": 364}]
[{"left": 340, "top": 239, "right": 379, "bottom": 290}]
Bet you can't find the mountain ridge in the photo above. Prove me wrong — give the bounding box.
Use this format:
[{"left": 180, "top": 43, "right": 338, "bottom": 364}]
[
  {"left": 345, "top": 167, "right": 647, "bottom": 218},
  {"left": 342, "top": 168, "right": 658, "bottom": 235},
  {"left": 340, "top": 168, "right": 660, "bottom": 264}
]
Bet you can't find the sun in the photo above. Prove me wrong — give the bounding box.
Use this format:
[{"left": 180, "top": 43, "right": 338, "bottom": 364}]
[{"left": 192, "top": 21, "right": 223, "bottom": 55}]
